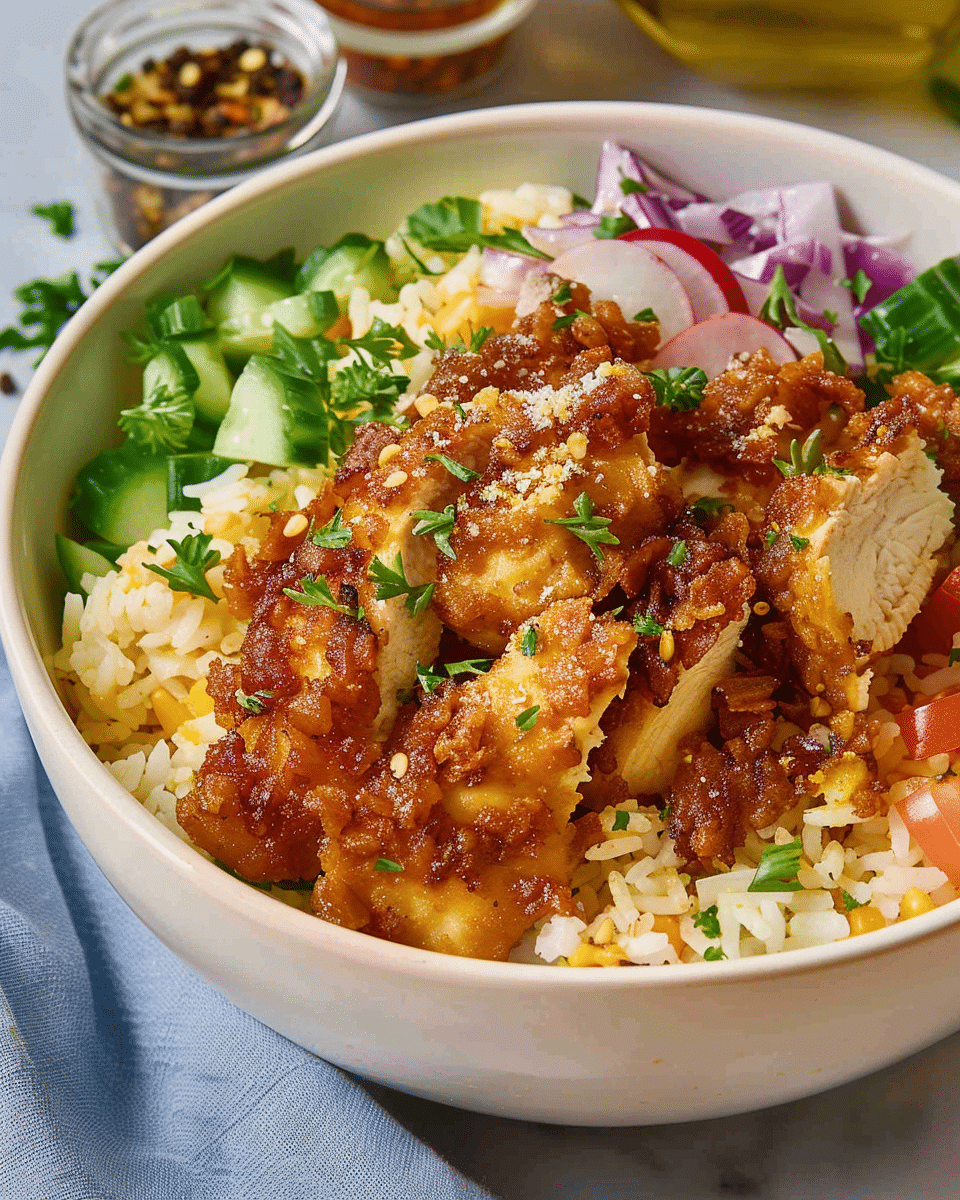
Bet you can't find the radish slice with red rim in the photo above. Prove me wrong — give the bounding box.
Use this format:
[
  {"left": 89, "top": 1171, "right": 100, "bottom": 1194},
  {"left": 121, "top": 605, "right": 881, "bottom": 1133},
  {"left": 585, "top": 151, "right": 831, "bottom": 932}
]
[
  {"left": 550, "top": 240, "right": 694, "bottom": 344},
  {"left": 622, "top": 228, "right": 749, "bottom": 317},
  {"left": 651, "top": 312, "right": 798, "bottom": 379}
]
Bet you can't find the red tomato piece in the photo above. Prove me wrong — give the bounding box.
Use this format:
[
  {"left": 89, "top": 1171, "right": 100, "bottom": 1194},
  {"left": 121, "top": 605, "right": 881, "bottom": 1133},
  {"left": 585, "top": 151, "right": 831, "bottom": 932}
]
[
  {"left": 897, "top": 781, "right": 960, "bottom": 883},
  {"left": 895, "top": 690, "right": 960, "bottom": 760},
  {"left": 621, "top": 227, "right": 749, "bottom": 315},
  {"left": 910, "top": 564, "right": 960, "bottom": 657}
]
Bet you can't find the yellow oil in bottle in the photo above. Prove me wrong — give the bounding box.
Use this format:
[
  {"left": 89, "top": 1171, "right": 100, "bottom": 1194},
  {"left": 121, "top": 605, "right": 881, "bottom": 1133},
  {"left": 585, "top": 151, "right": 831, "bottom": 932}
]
[{"left": 617, "top": 0, "right": 960, "bottom": 87}]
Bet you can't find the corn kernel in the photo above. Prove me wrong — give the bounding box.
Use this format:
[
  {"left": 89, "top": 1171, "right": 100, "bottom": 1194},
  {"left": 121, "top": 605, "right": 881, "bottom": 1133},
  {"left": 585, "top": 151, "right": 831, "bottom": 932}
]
[
  {"left": 282, "top": 513, "right": 308, "bottom": 538},
  {"left": 377, "top": 443, "right": 402, "bottom": 467},
  {"left": 383, "top": 470, "right": 408, "bottom": 489},
  {"left": 566, "top": 941, "right": 627, "bottom": 968},
  {"left": 566, "top": 431, "right": 588, "bottom": 461},
  {"left": 414, "top": 393, "right": 440, "bottom": 418},
  {"left": 899, "top": 886, "right": 937, "bottom": 921},
  {"left": 848, "top": 905, "right": 886, "bottom": 936},
  {"left": 151, "top": 688, "right": 191, "bottom": 737},
  {"left": 651, "top": 914, "right": 684, "bottom": 957},
  {"left": 187, "top": 678, "right": 215, "bottom": 718},
  {"left": 592, "top": 917, "right": 615, "bottom": 946}
]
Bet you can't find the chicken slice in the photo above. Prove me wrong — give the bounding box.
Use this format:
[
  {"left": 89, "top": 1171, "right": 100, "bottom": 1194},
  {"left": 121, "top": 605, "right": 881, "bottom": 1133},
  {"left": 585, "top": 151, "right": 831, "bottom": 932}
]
[
  {"left": 310, "top": 598, "right": 636, "bottom": 960},
  {"left": 757, "top": 424, "right": 954, "bottom": 711},
  {"left": 585, "top": 514, "right": 755, "bottom": 802}
]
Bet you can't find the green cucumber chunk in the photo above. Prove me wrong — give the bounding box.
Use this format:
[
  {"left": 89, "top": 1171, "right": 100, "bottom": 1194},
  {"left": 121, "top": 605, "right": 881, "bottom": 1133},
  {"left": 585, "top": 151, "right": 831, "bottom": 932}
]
[
  {"left": 179, "top": 336, "right": 234, "bottom": 423},
  {"left": 142, "top": 343, "right": 200, "bottom": 404},
  {"left": 55, "top": 534, "right": 116, "bottom": 595},
  {"left": 167, "top": 453, "right": 236, "bottom": 513},
  {"left": 70, "top": 447, "right": 169, "bottom": 545},
  {"left": 213, "top": 355, "right": 328, "bottom": 468},
  {"left": 205, "top": 256, "right": 295, "bottom": 328},
  {"left": 296, "top": 234, "right": 398, "bottom": 309},
  {"left": 84, "top": 538, "right": 129, "bottom": 564}
]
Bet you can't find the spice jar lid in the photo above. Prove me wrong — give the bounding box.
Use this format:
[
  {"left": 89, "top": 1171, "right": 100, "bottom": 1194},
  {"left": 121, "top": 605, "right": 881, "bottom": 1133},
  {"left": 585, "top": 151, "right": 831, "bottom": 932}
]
[{"left": 326, "top": 0, "right": 538, "bottom": 57}]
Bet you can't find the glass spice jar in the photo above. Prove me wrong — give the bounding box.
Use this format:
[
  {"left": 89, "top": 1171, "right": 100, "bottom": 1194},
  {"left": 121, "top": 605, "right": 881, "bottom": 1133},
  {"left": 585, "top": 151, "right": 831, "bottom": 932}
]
[
  {"left": 66, "top": 0, "right": 345, "bottom": 255},
  {"left": 316, "top": 0, "right": 539, "bottom": 100}
]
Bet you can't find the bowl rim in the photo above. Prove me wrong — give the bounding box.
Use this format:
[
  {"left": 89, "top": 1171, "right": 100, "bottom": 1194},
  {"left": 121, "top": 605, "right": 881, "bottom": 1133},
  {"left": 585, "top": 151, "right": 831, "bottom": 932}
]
[{"left": 7, "top": 98, "right": 960, "bottom": 993}]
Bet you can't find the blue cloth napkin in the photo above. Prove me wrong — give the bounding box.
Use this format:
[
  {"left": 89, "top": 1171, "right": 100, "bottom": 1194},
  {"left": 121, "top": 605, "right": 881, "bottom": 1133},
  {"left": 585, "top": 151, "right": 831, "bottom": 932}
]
[{"left": 0, "top": 646, "right": 494, "bottom": 1200}]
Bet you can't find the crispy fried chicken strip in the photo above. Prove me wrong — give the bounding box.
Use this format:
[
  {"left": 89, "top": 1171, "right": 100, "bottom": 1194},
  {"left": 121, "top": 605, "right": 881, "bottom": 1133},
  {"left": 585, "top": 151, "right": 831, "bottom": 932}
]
[
  {"left": 756, "top": 405, "right": 954, "bottom": 711},
  {"left": 311, "top": 598, "right": 636, "bottom": 960}
]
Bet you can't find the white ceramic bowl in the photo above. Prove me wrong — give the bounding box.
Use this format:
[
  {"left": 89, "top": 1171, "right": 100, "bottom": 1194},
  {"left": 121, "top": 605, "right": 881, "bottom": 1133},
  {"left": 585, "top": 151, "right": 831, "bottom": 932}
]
[{"left": 5, "top": 102, "right": 960, "bottom": 1127}]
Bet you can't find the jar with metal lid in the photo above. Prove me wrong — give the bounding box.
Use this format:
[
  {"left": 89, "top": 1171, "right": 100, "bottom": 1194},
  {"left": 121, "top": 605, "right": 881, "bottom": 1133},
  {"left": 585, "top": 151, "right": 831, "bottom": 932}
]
[{"left": 66, "top": 0, "right": 345, "bottom": 255}]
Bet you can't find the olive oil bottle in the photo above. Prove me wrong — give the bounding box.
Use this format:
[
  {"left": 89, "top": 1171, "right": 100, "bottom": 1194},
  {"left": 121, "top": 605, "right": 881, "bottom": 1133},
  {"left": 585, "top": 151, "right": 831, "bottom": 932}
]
[{"left": 617, "top": 0, "right": 960, "bottom": 87}]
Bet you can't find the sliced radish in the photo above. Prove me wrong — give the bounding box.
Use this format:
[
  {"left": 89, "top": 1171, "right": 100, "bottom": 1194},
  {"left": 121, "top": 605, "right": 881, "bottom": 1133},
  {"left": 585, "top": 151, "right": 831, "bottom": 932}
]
[
  {"left": 651, "top": 313, "right": 798, "bottom": 379},
  {"left": 550, "top": 240, "right": 694, "bottom": 344},
  {"left": 622, "top": 228, "right": 749, "bottom": 317}
]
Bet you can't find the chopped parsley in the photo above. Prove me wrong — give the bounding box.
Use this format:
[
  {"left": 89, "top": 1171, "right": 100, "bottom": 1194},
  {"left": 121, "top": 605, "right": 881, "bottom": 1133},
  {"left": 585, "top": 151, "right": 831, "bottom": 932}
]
[
  {"left": 425, "top": 452, "right": 480, "bottom": 482},
  {"left": 515, "top": 705, "right": 540, "bottom": 731},
  {"left": 633, "top": 613, "right": 665, "bottom": 638},
  {"left": 790, "top": 534, "right": 810, "bottom": 551},
  {"left": 747, "top": 840, "right": 804, "bottom": 892},
  {"left": 282, "top": 574, "right": 364, "bottom": 620},
  {"left": 764, "top": 529, "right": 780, "bottom": 549},
  {"left": 31, "top": 201, "right": 75, "bottom": 238},
  {"left": 841, "top": 269, "right": 872, "bottom": 305},
  {"left": 658, "top": 803, "right": 672, "bottom": 824},
  {"left": 331, "top": 360, "right": 410, "bottom": 428},
  {"left": 118, "top": 383, "right": 194, "bottom": 455},
  {"left": 772, "top": 429, "right": 849, "bottom": 478},
  {"left": 0, "top": 259, "right": 122, "bottom": 364},
  {"left": 841, "top": 890, "right": 866, "bottom": 911},
  {"left": 374, "top": 858, "right": 403, "bottom": 873},
  {"left": 311, "top": 509, "right": 353, "bottom": 550},
  {"left": 619, "top": 172, "right": 648, "bottom": 195},
  {"left": 406, "top": 196, "right": 550, "bottom": 259},
  {"left": 594, "top": 213, "right": 637, "bottom": 239},
  {"left": 412, "top": 505, "right": 457, "bottom": 559},
  {"left": 950, "top": 648, "right": 960, "bottom": 667},
  {"left": 520, "top": 626, "right": 538, "bottom": 657},
  {"left": 235, "top": 688, "right": 273, "bottom": 714},
  {"left": 146, "top": 533, "right": 221, "bottom": 602},
  {"left": 545, "top": 491, "right": 620, "bottom": 562},
  {"left": 759, "top": 264, "right": 846, "bottom": 375},
  {"left": 703, "top": 946, "right": 726, "bottom": 961},
  {"left": 445, "top": 658, "right": 494, "bottom": 678},
  {"left": 425, "top": 324, "right": 493, "bottom": 354},
  {"left": 340, "top": 317, "right": 419, "bottom": 364},
  {"left": 632, "top": 306, "right": 658, "bottom": 323},
  {"left": 552, "top": 281, "right": 573, "bottom": 304},
  {"left": 693, "top": 904, "right": 721, "bottom": 940},
  {"left": 691, "top": 496, "right": 734, "bottom": 522},
  {"left": 644, "top": 366, "right": 707, "bottom": 412},
  {"left": 823, "top": 308, "right": 838, "bottom": 325},
  {"left": 553, "top": 309, "right": 591, "bottom": 331},
  {"left": 666, "top": 539, "right": 688, "bottom": 566},
  {"left": 612, "top": 810, "right": 630, "bottom": 832},
  {"left": 416, "top": 661, "right": 445, "bottom": 694},
  {"left": 368, "top": 553, "right": 434, "bottom": 615}
]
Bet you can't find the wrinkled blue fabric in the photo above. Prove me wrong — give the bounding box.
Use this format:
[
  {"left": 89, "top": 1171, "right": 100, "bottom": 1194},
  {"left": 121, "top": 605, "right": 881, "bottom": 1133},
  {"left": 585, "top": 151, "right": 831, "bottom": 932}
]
[{"left": 0, "top": 646, "right": 493, "bottom": 1200}]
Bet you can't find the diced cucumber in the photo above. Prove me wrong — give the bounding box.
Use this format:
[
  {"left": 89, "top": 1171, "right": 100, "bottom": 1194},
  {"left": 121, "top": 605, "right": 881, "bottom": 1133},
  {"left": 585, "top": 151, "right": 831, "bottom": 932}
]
[
  {"left": 205, "top": 256, "right": 294, "bottom": 328},
  {"left": 55, "top": 534, "right": 116, "bottom": 595},
  {"left": 148, "top": 293, "right": 209, "bottom": 339},
  {"left": 296, "top": 234, "right": 398, "bottom": 309},
  {"left": 142, "top": 342, "right": 200, "bottom": 405},
  {"left": 70, "top": 447, "right": 169, "bottom": 545},
  {"left": 217, "top": 310, "right": 275, "bottom": 358},
  {"left": 213, "top": 355, "right": 328, "bottom": 468},
  {"left": 167, "top": 453, "right": 236, "bottom": 513},
  {"left": 218, "top": 290, "right": 340, "bottom": 359},
  {"left": 179, "top": 336, "right": 234, "bottom": 423},
  {"left": 84, "top": 538, "right": 129, "bottom": 564}
]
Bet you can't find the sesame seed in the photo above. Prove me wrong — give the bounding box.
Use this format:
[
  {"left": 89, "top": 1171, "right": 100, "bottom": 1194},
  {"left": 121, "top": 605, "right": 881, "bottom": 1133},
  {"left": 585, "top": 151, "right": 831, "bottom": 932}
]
[
  {"left": 377, "top": 443, "right": 401, "bottom": 468},
  {"left": 414, "top": 393, "right": 440, "bottom": 418},
  {"left": 239, "top": 46, "right": 267, "bottom": 72},
  {"left": 390, "top": 752, "right": 409, "bottom": 779},
  {"left": 282, "top": 513, "right": 308, "bottom": 538},
  {"left": 658, "top": 630, "right": 675, "bottom": 663},
  {"left": 384, "top": 470, "right": 408, "bottom": 489}
]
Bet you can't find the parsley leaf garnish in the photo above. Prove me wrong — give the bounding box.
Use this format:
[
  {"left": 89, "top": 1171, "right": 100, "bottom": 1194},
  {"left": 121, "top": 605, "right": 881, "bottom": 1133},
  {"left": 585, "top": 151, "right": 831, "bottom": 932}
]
[
  {"left": 412, "top": 505, "right": 457, "bottom": 559},
  {"left": 406, "top": 196, "right": 550, "bottom": 259},
  {"left": 516, "top": 705, "right": 540, "bottom": 731},
  {"left": 594, "top": 213, "right": 637, "bottom": 239},
  {"left": 747, "top": 840, "right": 804, "bottom": 892},
  {"left": 0, "top": 260, "right": 122, "bottom": 364},
  {"left": 949, "top": 647, "right": 960, "bottom": 667},
  {"left": 645, "top": 366, "right": 708, "bottom": 412},
  {"left": 666, "top": 539, "right": 688, "bottom": 566},
  {"left": 790, "top": 534, "right": 810, "bottom": 551},
  {"left": 759, "top": 264, "right": 846, "bottom": 375},
  {"left": 235, "top": 688, "right": 274, "bottom": 714},
  {"left": 772, "top": 429, "right": 848, "bottom": 478},
  {"left": 340, "top": 317, "right": 419, "bottom": 364},
  {"left": 693, "top": 904, "right": 721, "bottom": 939},
  {"left": 552, "top": 281, "right": 573, "bottom": 304},
  {"left": 520, "top": 626, "right": 538, "bottom": 657},
  {"left": 612, "top": 809, "right": 630, "bottom": 832},
  {"left": 311, "top": 509, "right": 353, "bottom": 549},
  {"left": 374, "top": 858, "right": 403, "bottom": 872},
  {"left": 632, "top": 306, "right": 658, "bottom": 323},
  {"left": 764, "top": 529, "right": 780, "bottom": 548},
  {"left": 619, "top": 173, "right": 648, "bottom": 195},
  {"left": 841, "top": 269, "right": 872, "bottom": 305},
  {"left": 425, "top": 452, "right": 480, "bottom": 482},
  {"left": 368, "top": 553, "right": 434, "bottom": 615},
  {"left": 416, "top": 661, "right": 446, "bottom": 693},
  {"left": 841, "top": 890, "right": 865, "bottom": 911},
  {"left": 331, "top": 360, "right": 410, "bottom": 428},
  {"left": 118, "top": 383, "right": 194, "bottom": 454},
  {"left": 425, "top": 324, "right": 493, "bottom": 354},
  {"left": 445, "top": 658, "right": 494, "bottom": 678},
  {"left": 146, "top": 533, "right": 221, "bottom": 602},
  {"left": 31, "top": 201, "right": 75, "bottom": 238},
  {"left": 633, "top": 613, "right": 665, "bottom": 637},
  {"left": 545, "top": 491, "right": 620, "bottom": 561},
  {"left": 553, "top": 309, "right": 591, "bottom": 331},
  {"left": 691, "top": 496, "right": 734, "bottom": 522},
  {"left": 703, "top": 946, "right": 726, "bottom": 961},
  {"left": 282, "top": 574, "right": 364, "bottom": 619}
]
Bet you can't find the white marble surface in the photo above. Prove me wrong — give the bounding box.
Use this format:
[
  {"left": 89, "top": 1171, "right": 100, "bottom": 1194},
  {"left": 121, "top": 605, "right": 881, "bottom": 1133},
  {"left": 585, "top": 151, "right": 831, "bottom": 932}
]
[{"left": 4, "top": 0, "right": 960, "bottom": 1194}]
